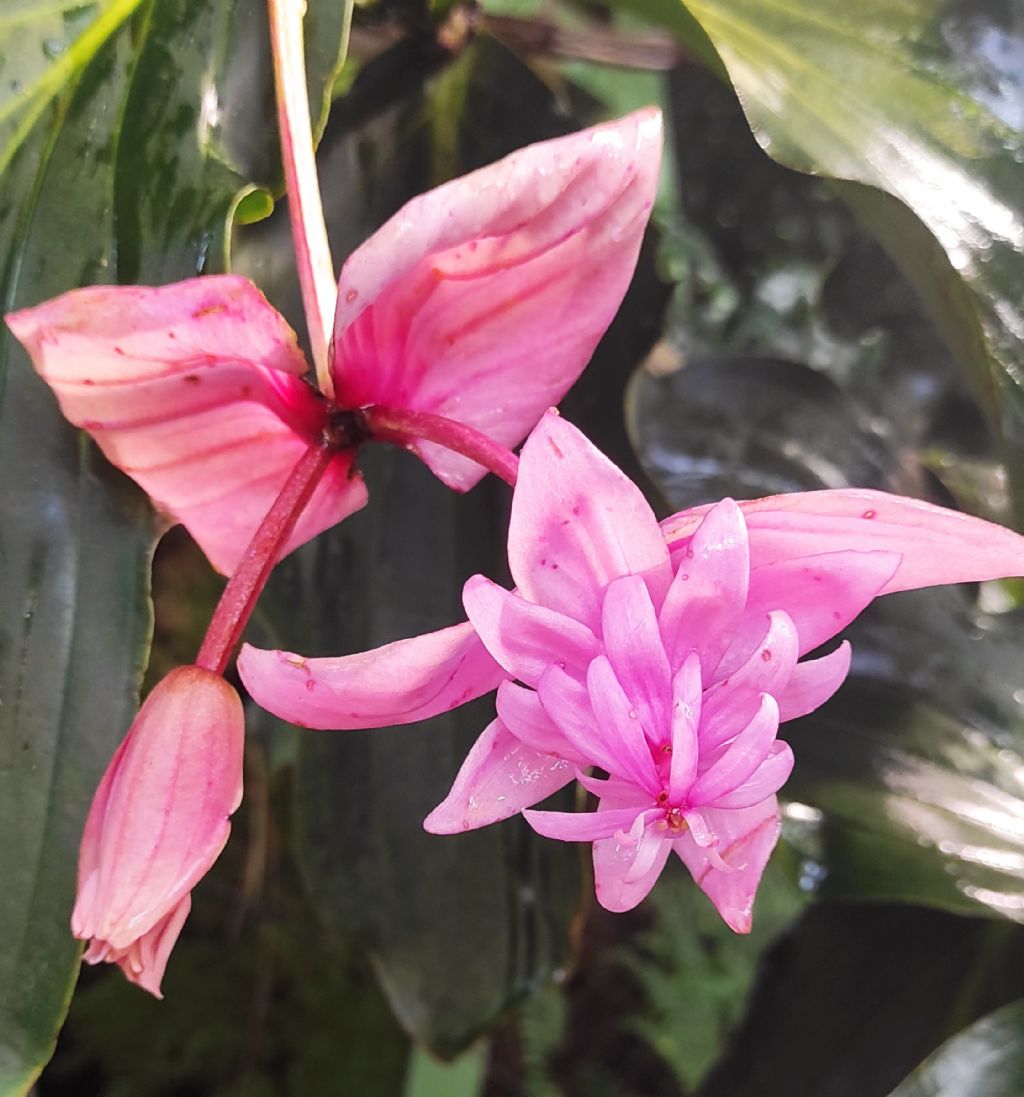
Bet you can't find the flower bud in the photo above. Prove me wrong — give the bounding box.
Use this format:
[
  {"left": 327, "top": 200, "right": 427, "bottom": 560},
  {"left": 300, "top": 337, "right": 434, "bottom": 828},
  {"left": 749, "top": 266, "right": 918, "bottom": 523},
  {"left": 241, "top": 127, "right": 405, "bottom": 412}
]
[{"left": 71, "top": 666, "right": 244, "bottom": 997}]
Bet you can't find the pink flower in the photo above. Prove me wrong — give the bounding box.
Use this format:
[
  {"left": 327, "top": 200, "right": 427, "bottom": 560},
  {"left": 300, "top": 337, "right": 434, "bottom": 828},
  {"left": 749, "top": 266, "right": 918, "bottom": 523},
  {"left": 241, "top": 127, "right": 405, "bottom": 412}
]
[
  {"left": 5, "top": 110, "right": 662, "bottom": 575},
  {"left": 240, "top": 412, "right": 1024, "bottom": 931},
  {"left": 71, "top": 667, "right": 244, "bottom": 997}
]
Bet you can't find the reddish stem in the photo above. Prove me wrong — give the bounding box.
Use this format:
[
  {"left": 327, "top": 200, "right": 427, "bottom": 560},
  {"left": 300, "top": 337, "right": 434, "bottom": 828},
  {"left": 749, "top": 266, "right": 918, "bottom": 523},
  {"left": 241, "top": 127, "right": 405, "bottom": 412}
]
[
  {"left": 364, "top": 405, "right": 520, "bottom": 487},
  {"left": 196, "top": 443, "right": 335, "bottom": 676}
]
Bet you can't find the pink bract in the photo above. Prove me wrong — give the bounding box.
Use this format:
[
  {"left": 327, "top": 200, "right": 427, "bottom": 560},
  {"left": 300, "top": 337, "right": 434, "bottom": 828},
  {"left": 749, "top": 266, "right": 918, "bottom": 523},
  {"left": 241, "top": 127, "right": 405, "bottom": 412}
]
[
  {"left": 6, "top": 110, "right": 662, "bottom": 573},
  {"left": 240, "top": 412, "right": 1024, "bottom": 931},
  {"left": 71, "top": 666, "right": 244, "bottom": 997}
]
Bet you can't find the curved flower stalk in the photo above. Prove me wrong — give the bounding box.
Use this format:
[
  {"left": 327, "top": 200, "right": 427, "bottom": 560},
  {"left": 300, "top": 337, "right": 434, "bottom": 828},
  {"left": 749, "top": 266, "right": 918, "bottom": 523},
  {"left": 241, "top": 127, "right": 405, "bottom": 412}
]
[
  {"left": 71, "top": 668, "right": 244, "bottom": 996},
  {"left": 6, "top": 109, "right": 662, "bottom": 575},
  {"left": 240, "top": 412, "right": 1024, "bottom": 930}
]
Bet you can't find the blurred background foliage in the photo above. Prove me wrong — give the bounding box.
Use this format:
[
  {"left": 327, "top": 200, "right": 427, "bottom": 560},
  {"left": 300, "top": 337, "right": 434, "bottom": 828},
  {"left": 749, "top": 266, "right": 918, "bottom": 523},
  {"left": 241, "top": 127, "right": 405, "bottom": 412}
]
[{"left": 2, "top": 0, "right": 1024, "bottom": 1093}]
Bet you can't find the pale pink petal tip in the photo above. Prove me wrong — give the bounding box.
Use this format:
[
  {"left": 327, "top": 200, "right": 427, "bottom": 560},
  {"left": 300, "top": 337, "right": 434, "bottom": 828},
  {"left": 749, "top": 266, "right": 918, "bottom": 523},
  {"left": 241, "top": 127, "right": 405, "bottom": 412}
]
[
  {"left": 6, "top": 276, "right": 366, "bottom": 575},
  {"left": 71, "top": 665, "right": 244, "bottom": 994},
  {"left": 424, "top": 720, "right": 575, "bottom": 834},
  {"left": 331, "top": 111, "right": 663, "bottom": 490}
]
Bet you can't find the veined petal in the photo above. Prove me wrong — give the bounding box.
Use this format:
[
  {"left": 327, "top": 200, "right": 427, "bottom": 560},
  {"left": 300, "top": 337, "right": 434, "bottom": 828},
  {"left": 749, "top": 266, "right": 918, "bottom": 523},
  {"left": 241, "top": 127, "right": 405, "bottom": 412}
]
[
  {"left": 495, "top": 681, "right": 586, "bottom": 763},
  {"left": 523, "top": 805, "right": 643, "bottom": 842},
  {"left": 587, "top": 655, "right": 661, "bottom": 794},
  {"left": 463, "top": 574, "right": 599, "bottom": 686},
  {"left": 537, "top": 664, "right": 623, "bottom": 778},
  {"left": 700, "top": 611, "right": 799, "bottom": 752},
  {"left": 718, "top": 549, "right": 902, "bottom": 672},
  {"left": 601, "top": 575, "right": 672, "bottom": 744},
  {"left": 424, "top": 719, "right": 575, "bottom": 833},
  {"left": 673, "top": 797, "right": 782, "bottom": 933},
  {"left": 689, "top": 694, "right": 780, "bottom": 806},
  {"left": 238, "top": 620, "right": 505, "bottom": 730},
  {"left": 663, "top": 489, "right": 1024, "bottom": 595},
  {"left": 669, "top": 653, "right": 702, "bottom": 801},
  {"left": 777, "top": 642, "right": 852, "bottom": 722},
  {"left": 593, "top": 813, "right": 672, "bottom": 912},
  {"left": 509, "top": 412, "right": 671, "bottom": 632},
  {"left": 659, "top": 499, "right": 750, "bottom": 672},
  {"left": 6, "top": 276, "right": 365, "bottom": 575},
  {"left": 332, "top": 110, "right": 662, "bottom": 490},
  {"left": 712, "top": 742, "right": 794, "bottom": 809}
]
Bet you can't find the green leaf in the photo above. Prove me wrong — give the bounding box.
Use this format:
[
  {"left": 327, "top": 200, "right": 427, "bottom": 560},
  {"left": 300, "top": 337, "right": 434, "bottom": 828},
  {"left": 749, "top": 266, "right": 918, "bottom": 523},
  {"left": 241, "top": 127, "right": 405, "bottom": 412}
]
[
  {"left": 0, "top": 0, "right": 144, "bottom": 175},
  {"left": 699, "top": 905, "right": 1024, "bottom": 1097},
  {"left": 888, "top": 999, "right": 1024, "bottom": 1097},
  {"left": 0, "top": 0, "right": 350, "bottom": 1088},
  {"left": 669, "top": 0, "right": 1024, "bottom": 519}
]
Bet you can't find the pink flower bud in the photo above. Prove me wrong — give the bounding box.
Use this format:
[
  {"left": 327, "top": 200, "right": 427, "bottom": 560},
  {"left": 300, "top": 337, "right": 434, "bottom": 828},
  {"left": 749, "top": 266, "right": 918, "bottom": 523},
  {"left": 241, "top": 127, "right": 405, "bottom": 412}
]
[{"left": 71, "top": 666, "right": 244, "bottom": 997}]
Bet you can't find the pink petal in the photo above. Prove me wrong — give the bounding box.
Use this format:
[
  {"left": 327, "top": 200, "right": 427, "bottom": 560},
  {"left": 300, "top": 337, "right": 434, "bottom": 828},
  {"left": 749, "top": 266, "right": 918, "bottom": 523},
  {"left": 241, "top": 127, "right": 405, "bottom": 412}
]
[
  {"left": 593, "top": 817, "right": 673, "bottom": 912},
  {"left": 71, "top": 667, "right": 243, "bottom": 953},
  {"left": 711, "top": 742, "right": 794, "bottom": 809},
  {"left": 537, "top": 664, "right": 624, "bottom": 778},
  {"left": 238, "top": 620, "right": 506, "bottom": 730},
  {"left": 587, "top": 655, "right": 661, "bottom": 794},
  {"left": 673, "top": 797, "right": 782, "bottom": 933},
  {"left": 332, "top": 110, "right": 662, "bottom": 490},
  {"left": 495, "top": 681, "right": 586, "bottom": 763},
  {"left": 689, "top": 694, "right": 780, "bottom": 805},
  {"left": 669, "top": 652, "right": 702, "bottom": 800},
  {"left": 523, "top": 805, "right": 643, "bottom": 842},
  {"left": 424, "top": 719, "right": 575, "bottom": 833},
  {"left": 777, "top": 641, "right": 852, "bottom": 723},
  {"left": 463, "top": 574, "right": 599, "bottom": 686},
  {"left": 663, "top": 489, "right": 1024, "bottom": 596},
  {"left": 659, "top": 498, "right": 750, "bottom": 672},
  {"left": 508, "top": 412, "right": 672, "bottom": 632},
  {"left": 89, "top": 896, "right": 191, "bottom": 999},
  {"left": 700, "top": 611, "right": 799, "bottom": 751},
  {"left": 727, "top": 549, "right": 902, "bottom": 666},
  {"left": 601, "top": 574, "right": 671, "bottom": 744},
  {"left": 6, "top": 276, "right": 366, "bottom": 576}
]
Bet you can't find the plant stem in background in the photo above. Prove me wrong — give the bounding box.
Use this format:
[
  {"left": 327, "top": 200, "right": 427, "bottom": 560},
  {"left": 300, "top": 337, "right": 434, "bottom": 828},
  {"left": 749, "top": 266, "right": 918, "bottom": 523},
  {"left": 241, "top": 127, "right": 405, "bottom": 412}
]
[{"left": 268, "top": 0, "right": 337, "bottom": 397}]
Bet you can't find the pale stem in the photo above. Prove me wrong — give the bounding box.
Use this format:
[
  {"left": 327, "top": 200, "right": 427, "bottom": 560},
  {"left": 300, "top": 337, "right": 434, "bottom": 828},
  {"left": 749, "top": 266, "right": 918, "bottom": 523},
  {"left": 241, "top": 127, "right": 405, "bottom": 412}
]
[
  {"left": 196, "top": 442, "right": 335, "bottom": 676},
  {"left": 268, "top": 0, "right": 337, "bottom": 397},
  {"left": 364, "top": 405, "right": 520, "bottom": 487}
]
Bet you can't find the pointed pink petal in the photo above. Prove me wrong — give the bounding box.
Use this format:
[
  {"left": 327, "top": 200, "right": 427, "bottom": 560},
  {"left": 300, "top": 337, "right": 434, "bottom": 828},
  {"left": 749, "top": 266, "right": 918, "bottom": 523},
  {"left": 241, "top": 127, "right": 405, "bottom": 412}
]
[
  {"left": 424, "top": 719, "right": 575, "bottom": 833},
  {"left": 659, "top": 498, "right": 750, "bottom": 672},
  {"left": 100, "top": 896, "right": 191, "bottom": 999},
  {"left": 509, "top": 412, "right": 671, "bottom": 632},
  {"left": 669, "top": 652, "right": 702, "bottom": 800},
  {"left": 778, "top": 642, "right": 852, "bottom": 722},
  {"left": 71, "top": 667, "right": 243, "bottom": 951},
  {"left": 587, "top": 655, "right": 661, "bottom": 794},
  {"left": 712, "top": 742, "right": 794, "bottom": 809},
  {"left": 239, "top": 621, "right": 505, "bottom": 730},
  {"left": 593, "top": 818, "right": 672, "bottom": 912},
  {"left": 576, "top": 771, "right": 648, "bottom": 806},
  {"left": 700, "top": 611, "right": 799, "bottom": 751},
  {"left": 537, "top": 664, "right": 623, "bottom": 778},
  {"left": 601, "top": 574, "right": 671, "bottom": 744},
  {"left": 463, "top": 574, "right": 599, "bottom": 686},
  {"left": 723, "top": 549, "right": 902, "bottom": 668},
  {"left": 495, "top": 681, "right": 586, "bottom": 763},
  {"left": 523, "top": 805, "right": 643, "bottom": 842},
  {"left": 332, "top": 111, "right": 662, "bottom": 490},
  {"left": 6, "top": 276, "right": 366, "bottom": 575},
  {"left": 663, "top": 489, "right": 1024, "bottom": 596},
  {"left": 689, "top": 694, "right": 780, "bottom": 805}
]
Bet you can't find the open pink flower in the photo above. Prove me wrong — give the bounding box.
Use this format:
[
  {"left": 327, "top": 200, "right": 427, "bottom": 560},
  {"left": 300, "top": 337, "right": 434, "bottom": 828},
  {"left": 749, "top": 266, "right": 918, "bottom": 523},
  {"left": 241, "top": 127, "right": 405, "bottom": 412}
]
[
  {"left": 71, "top": 667, "right": 244, "bottom": 997},
  {"left": 6, "top": 110, "right": 662, "bottom": 575},
  {"left": 240, "top": 412, "right": 1024, "bottom": 930}
]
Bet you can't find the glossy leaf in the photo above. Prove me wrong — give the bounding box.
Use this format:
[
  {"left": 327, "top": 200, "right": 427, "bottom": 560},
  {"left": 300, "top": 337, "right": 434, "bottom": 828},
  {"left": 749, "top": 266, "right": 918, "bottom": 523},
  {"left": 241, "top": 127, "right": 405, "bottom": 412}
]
[
  {"left": 670, "top": 0, "right": 1024, "bottom": 519},
  {"left": 698, "top": 904, "right": 1024, "bottom": 1097},
  {"left": 888, "top": 999, "right": 1024, "bottom": 1097},
  {"left": 0, "top": 0, "right": 143, "bottom": 175},
  {"left": 0, "top": 0, "right": 350, "bottom": 1088}
]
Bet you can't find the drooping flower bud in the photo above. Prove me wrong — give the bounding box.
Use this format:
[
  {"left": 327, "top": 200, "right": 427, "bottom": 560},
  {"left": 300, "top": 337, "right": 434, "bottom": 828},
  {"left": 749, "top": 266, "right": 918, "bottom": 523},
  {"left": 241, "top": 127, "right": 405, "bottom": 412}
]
[{"left": 71, "top": 666, "right": 244, "bottom": 997}]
